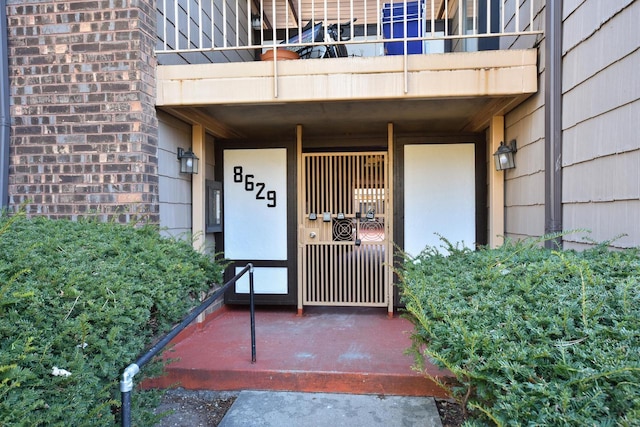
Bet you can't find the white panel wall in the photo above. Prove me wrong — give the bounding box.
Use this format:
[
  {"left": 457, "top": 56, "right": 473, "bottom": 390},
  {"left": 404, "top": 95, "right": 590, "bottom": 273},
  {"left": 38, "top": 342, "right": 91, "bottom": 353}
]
[
  {"left": 404, "top": 144, "right": 476, "bottom": 255},
  {"left": 223, "top": 148, "right": 288, "bottom": 260},
  {"left": 223, "top": 148, "right": 288, "bottom": 294},
  {"left": 234, "top": 266, "right": 288, "bottom": 294},
  {"left": 157, "top": 112, "right": 193, "bottom": 238}
]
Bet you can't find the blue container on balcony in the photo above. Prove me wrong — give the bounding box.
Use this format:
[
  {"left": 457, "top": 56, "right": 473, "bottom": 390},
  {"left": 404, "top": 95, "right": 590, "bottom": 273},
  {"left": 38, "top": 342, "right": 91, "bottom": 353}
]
[{"left": 382, "top": 1, "right": 424, "bottom": 55}]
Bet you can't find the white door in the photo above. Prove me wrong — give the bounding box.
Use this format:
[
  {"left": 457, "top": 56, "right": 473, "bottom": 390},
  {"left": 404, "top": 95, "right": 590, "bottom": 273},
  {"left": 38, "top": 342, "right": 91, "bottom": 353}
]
[{"left": 404, "top": 144, "right": 476, "bottom": 255}]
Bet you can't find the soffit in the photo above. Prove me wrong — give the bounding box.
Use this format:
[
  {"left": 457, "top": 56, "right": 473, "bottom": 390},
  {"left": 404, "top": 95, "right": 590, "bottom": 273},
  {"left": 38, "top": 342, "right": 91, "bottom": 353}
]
[{"left": 162, "top": 95, "right": 531, "bottom": 140}]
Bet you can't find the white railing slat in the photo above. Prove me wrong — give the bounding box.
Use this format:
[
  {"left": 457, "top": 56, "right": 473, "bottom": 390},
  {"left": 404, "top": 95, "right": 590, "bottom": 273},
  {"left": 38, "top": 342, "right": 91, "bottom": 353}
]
[{"left": 156, "top": 0, "right": 542, "bottom": 58}]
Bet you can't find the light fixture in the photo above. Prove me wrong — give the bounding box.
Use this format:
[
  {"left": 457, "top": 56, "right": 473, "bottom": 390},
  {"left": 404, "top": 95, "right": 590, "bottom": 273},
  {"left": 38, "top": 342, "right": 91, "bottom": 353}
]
[
  {"left": 251, "top": 14, "right": 262, "bottom": 31},
  {"left": 177, "top": 147, "right": 199, "bottom": 174},
  {"left": 493, "top": 140, "right": 517, "bottom": 171}
]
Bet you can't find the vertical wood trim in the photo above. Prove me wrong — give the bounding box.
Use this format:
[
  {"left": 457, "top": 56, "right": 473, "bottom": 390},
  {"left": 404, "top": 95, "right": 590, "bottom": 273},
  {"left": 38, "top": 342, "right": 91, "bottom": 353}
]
[
  {"left": 488, "top": 116, "right": 505, "bottom": 248},
  {"left": 192, "top": 124, "right": 206, "bottom": 324},
  {"left": 296, "top": 124, "right": 304, "bottom": 312},
  {"left": 387, "top": 122, "right": 394, "bottom": 314},
  {"left": 192, "top": 124, "right": 206, "bottom": 252},
  {"left": 476, "top": 137, "right": 488, "bottom": 247}
]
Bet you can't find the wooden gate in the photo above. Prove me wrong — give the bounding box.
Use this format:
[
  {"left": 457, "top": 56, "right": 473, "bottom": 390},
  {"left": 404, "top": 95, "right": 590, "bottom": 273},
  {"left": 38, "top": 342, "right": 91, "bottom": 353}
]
[{"left": 299, "top": 152, "right": 391, "bottom": 310}]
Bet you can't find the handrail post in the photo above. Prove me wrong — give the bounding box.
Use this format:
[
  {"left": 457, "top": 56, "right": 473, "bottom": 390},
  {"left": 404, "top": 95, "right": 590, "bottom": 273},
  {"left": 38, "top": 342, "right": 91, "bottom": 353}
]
[
  {"left": 120, "top": 392, "right": 131, "bottom": 427},
  {"left": 120, "top": 364, "right": 139, "bottom": 427},
  {"left": 249, "top": 263, "right": 256, "bottom": 363},
  {"left": 118, "top": 264, "right": 255, "bottom": 426}
]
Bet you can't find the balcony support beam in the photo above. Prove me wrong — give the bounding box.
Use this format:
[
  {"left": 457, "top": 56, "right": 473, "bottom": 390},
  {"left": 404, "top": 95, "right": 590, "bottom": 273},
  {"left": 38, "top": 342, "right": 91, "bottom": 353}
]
[{"left": 157, "top": 50, "right": 538, "bottom": 107}]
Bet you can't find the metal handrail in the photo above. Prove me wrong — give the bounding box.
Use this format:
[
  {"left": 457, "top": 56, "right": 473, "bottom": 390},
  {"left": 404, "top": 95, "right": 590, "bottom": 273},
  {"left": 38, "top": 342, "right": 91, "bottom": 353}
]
[{"left": 120, "top": 263, "right": 256, "bottom": 427}]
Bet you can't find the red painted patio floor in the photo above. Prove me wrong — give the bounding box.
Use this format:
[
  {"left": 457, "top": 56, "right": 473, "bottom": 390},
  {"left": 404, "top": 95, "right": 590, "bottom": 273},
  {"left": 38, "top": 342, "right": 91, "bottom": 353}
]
[{"left": 146, "top": 305, "right": 452, "bottom": 397}]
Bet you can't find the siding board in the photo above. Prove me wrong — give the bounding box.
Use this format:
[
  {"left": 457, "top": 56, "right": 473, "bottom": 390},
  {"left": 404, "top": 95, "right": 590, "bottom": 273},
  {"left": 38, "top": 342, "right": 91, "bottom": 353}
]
[
  {"left": 563, "top": 151, "right": 640, "bottom": 203},
  {"left": 562, "top": 1, "right": 639, "bottom": 91},
  {"left": 563, "top": 100, "right": 640, "bottom": 165},
  {"left": 158, "top": 112, "right": 193, "bottom": 237},
  {"left": 506, "top": 171, "right": 545, "bottom": 207},
  {"left": 505, "top": 205, "right": 545, "bottom": 238},
  {"left": 559, "top": 1, "right": 640, "bottom": 249},
  {"left": 562, "top": 0, "right": 635, "bottom": 53},
  {"left": 563, "top": 49, "right": 640, "bottom": 130},
  {"left": 563, "top": 200, "right": 640, "bottom": 248},
  {"left": 503, "top": 3, "right": 545, "bottom": 241}
]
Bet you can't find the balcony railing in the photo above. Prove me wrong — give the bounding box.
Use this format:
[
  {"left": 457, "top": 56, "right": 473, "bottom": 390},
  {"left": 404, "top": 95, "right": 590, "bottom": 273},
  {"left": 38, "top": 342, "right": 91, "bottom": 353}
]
[{"left": 156, "top": 0, "right": 542, "bottom": 63}]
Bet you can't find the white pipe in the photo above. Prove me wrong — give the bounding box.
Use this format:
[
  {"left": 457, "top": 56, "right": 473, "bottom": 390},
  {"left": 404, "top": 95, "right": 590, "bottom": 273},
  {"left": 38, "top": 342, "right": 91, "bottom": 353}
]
[{"left": 119, "top": 364, "right": 140, "bottom": 393}]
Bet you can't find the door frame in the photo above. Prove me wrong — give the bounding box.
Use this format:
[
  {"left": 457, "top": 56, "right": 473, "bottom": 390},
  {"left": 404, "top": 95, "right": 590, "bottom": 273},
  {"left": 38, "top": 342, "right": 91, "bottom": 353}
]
[
  {"left": 296, "top": 125, "right": 395, "bottom": 315},
  {"left": 392, "top": 133, "right": 488, "bottom": 305},
  {"left": 215, "top": 138, "right": 298, "bottom": 305},
  {"left": 214, "top": 131, "right": 487, "bottom": 308},
  {"left": 394, "top": 134, "right": 488, "bottom": 250}
]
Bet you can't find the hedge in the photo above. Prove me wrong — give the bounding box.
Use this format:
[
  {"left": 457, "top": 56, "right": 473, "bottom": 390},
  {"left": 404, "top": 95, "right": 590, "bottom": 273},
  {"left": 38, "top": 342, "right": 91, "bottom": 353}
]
[
  {"left": 0, "top": 213, "right": 224, "bottom": 426},
  {"left": 398, "top": 237, "right": 640, "bottom": 426}
]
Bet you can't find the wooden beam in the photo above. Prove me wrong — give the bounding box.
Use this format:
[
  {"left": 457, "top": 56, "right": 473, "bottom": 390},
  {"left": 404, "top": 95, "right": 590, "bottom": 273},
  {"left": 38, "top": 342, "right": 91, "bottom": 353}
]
[
  {"left": 252, "top": 0, "right": 273, "bottom": 30},
  {"left": 287, "top": 0, "right": 299, "bottom": 27},
  {"left": 159, "top": 107, "right": 245, "bottom": 139},
  {"left": 460, "top": 94, "right": 534, "bottom": 133}
]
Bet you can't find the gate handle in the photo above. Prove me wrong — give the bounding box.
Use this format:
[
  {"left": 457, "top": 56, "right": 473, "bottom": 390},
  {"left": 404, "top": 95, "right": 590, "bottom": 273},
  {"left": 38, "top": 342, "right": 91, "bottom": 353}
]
[{"left": 309, "top": 232, "right": 317, "bottom": 239}]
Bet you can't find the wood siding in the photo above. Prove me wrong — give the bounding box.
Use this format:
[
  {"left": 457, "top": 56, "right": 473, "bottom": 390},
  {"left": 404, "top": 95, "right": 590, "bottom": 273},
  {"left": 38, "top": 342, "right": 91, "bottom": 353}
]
[
  {"left": 502, "top": 0, "right": 545, "bottom": 241},
  {"left": 561, "top": 0, "right": 639, "bottom": 249},
  {"left": 503, "top": 1, "right": 639, "bottom": 248},
  {"left": 158, "top": 112, "right": 193, "bottom": 237}
]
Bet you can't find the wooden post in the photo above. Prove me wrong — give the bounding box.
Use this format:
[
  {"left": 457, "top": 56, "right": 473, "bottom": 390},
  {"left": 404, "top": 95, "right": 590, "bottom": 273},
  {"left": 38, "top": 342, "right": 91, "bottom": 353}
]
[
  {"left": 192, "top": 124, "right": 207, "bottom": 323},
  {"left": 488, "top": 116, "right": 505, "bottom": 248},
  {"left": 191, "top": 124, "right": 206, "bottom": 252},
  {"left": 387, "top": 122, "right": 395, "bottom": 317},
  {"left": 296, "top": 124, "right": 304, "bottom": 316}
]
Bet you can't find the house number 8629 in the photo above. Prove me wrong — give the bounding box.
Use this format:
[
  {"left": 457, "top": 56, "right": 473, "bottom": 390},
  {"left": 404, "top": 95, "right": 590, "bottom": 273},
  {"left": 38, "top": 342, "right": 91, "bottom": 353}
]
[{"left": 233, "top": 166, "right": 277, "bottom": 208}]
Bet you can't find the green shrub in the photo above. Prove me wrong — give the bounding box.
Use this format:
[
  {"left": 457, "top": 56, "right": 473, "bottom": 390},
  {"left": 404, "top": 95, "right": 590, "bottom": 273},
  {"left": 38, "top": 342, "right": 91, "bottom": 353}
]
[
  {"left": 0, "top": 213, "right": 224, "bottom": 426},
  {"left": 398, "top": 237, "right": 640, "bottom": 426}
]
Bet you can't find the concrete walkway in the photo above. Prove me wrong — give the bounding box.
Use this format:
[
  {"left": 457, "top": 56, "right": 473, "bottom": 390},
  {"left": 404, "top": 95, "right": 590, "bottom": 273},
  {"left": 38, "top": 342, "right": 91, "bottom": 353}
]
[{"left": 219, "top": 390, "right": 443, "bottom": 427}]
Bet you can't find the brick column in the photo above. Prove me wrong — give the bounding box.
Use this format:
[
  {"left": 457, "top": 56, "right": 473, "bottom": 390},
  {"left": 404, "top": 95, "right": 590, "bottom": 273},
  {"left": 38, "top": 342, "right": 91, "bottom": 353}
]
[{"left": 7, "top": 0, "right": 159, "bottom": 223}]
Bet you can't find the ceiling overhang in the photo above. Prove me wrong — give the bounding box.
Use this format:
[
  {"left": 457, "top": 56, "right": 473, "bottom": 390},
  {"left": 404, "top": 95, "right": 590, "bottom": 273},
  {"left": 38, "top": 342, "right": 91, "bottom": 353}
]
[{"left": 157, "top": 49, "right": 538, "bottom": 139}]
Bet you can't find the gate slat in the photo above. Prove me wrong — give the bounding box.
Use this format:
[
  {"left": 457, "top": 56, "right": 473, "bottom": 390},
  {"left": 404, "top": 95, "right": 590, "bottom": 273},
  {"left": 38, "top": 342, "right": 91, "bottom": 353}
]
[{"left": 302, "top": 152, "right": 388, "bottom": 307}]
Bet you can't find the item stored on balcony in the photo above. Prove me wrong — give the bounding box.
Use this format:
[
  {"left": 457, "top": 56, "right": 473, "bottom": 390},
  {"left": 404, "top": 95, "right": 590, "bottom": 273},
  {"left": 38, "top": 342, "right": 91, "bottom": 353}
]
[
  {"left": 382, "top": 1, "right": 425, "bottom": 55},
  {"left": 283, "top": 20, "right": 353, "bottom": 59},
  {"left": 260, "top": 49, "right": 300, "bottom": 61}
]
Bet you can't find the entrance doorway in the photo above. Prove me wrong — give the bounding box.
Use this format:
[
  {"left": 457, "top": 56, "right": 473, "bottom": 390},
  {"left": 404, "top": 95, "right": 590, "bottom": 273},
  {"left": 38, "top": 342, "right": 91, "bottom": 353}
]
[{"left": 299, "top": 152, "right": 392, "bottom": 312}]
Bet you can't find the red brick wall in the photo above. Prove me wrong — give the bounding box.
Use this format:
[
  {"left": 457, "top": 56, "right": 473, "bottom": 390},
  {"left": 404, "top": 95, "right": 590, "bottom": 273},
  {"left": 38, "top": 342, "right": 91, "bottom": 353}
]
[{"left": 7, "top": 0, "right": 159, "bottom": 222}]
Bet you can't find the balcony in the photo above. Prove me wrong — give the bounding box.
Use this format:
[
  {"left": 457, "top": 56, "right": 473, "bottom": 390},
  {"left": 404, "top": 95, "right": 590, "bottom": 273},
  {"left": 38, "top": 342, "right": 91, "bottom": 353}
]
[{"left": 155, "top": 0, "right": 541, "bottom": 138}]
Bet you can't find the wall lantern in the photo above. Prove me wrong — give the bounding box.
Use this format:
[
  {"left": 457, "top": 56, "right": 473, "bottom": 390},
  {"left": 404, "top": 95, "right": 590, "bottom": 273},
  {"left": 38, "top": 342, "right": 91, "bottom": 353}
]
[
  {"left": 177, "top": 147, "right": 199, "bottom": 174},
  {"left": 251, "top": 14, "right": 262, "bottom": 30},
  {"left": 493, "top": 140, "right": 517, "bottom": 171}
]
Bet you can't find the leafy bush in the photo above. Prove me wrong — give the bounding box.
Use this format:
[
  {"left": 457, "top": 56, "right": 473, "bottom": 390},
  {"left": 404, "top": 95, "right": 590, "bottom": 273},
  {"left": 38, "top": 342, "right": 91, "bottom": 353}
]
[
  {"left": 0, "top": 213, "right": 224, "bottom": 426},
  {"left": 398, "top": 237, "right": 640, "bottom": 426}
]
